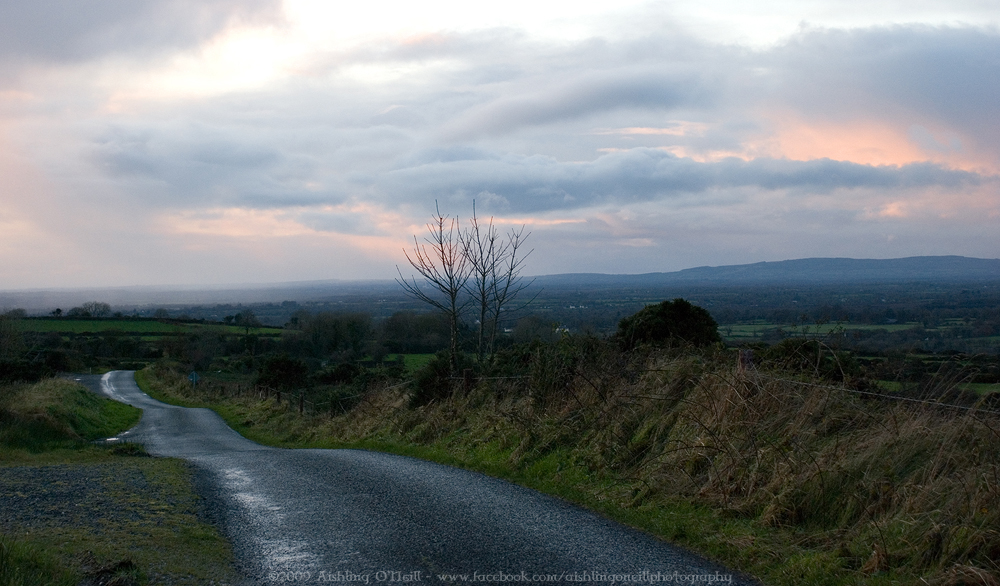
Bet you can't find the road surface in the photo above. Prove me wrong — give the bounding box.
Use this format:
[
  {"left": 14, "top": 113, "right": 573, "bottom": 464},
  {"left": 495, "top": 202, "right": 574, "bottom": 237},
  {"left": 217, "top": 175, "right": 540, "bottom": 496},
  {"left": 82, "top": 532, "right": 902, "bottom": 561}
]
[{"left": 79, "top": 371, "right": 758, "bottom": 586}]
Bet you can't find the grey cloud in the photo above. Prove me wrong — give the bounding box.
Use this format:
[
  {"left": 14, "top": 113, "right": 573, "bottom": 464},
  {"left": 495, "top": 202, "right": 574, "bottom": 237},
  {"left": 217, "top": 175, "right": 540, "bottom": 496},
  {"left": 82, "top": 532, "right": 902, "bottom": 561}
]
[
  {"left": 425, "top": 25, "right": 1000, "bottom": 158},
  {"left": 764, "top": 25, "right": 1000, "bottom": 145},
  {"left": 377, "top": 149, "right": 988, "bottom": 213},
  {"left": 91, "top": 126, "right": 342, "bottom": 209},
  {"left": 441, "top": 67, "right": 710, "bottom": 139},
  {"left": 392, "top": 146, "right": 499, "bottom": 168},
  {"left": 78, "top": 23, "right": 1000, "bottom": 216},
  {"left": 305, "top": 31, "right": 717, "bottom": 140},
  {"left": 724, "top": 158, "right": 981, "bottom": 191},
  {"left": 3, "top": 15, "right": 999, "bottom": 287},
  {"left": 296, "top": 212, "right": 361, "bottom": 234},
  {"left": 909, "top": 125, "right": 963, "bottom": 153},
  {"left": 41, "top": 24, "right": 1000, "bottom": 220},
  {"left": 333, "top": 25, "right": 1000, "bottom": 152},
  {"left": 293, "top": 209, "right": 386, "bottom": 236},
  {"left": 0, "top": 0, "right": 282, "bottom": 63},
  {"left": 368, "top": 106, "right": 427, "bottom": 129}
]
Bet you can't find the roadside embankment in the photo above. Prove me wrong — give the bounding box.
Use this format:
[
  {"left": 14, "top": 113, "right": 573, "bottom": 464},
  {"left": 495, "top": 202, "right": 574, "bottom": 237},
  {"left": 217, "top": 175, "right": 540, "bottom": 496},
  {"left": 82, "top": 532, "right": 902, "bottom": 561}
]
[{"left": 139, "top": 348, "right": 1000, "bottom": 586}]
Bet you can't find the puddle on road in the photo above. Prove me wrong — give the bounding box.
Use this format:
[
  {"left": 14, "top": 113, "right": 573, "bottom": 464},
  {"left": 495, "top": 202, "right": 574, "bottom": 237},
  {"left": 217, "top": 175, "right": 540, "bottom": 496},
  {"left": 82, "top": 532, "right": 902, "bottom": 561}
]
[{"left": 220, "top": 467, "right": 321, "bottom": 572}]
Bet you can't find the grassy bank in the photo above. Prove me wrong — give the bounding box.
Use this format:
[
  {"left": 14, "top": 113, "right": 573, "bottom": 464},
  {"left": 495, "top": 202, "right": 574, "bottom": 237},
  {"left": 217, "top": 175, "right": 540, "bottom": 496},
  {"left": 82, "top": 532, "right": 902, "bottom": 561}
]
[
  {"left": 0, "top": 378, "right": 237, "bottom": 585},
  {"left": 137, "top": 349, "right": 1000, "bottom": 586},
  {"left": 0, "top": 378, "right": 140, "bottom": 460}
]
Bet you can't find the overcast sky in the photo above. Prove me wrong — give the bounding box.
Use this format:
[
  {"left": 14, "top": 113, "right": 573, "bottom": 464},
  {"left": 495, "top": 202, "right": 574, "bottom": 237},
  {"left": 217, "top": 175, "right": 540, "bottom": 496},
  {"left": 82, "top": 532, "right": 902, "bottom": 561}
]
[{"left": 0, "top": 0, "right": 997, "bottom": 288}]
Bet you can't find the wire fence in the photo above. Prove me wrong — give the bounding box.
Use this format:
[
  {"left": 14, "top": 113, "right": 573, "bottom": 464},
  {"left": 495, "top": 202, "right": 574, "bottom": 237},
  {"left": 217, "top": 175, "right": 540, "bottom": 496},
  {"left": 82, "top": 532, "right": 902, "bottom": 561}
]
[
  {"left": 191, "top": 379, "right": 394, "bottom": 417},
  {"left": 766, "top": 375, "right": 1000, "bottom": 417},
  {"left": 189, "top": 352, "right": 999, "bottom": 419}
]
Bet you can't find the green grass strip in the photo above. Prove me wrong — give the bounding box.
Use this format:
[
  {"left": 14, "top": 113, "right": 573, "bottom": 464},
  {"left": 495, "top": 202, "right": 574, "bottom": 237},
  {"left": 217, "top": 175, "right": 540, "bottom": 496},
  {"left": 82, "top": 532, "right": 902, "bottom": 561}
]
[{"left": 0, "top": 377, "right": 237, "bottom": 585}]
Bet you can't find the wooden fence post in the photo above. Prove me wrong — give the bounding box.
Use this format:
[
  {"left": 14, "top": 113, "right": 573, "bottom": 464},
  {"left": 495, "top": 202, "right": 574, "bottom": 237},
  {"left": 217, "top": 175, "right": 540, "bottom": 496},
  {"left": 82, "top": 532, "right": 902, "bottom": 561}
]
[{"left": 463, "top": 369, "right": 473, "bottom": 395}]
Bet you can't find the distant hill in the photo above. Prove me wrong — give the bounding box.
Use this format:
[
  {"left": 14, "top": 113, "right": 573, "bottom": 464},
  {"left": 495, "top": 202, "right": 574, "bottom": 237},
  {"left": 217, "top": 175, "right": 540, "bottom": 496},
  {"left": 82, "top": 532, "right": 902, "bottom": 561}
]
[
  {"left": 3, "top": 256, "right": 999, "bottom": 313},
  {"left": 0, "top": 280, "right": 402, "bottom": 313},
  {"left": 534, "top": 256, "right": 1000, "bottom": 288}
]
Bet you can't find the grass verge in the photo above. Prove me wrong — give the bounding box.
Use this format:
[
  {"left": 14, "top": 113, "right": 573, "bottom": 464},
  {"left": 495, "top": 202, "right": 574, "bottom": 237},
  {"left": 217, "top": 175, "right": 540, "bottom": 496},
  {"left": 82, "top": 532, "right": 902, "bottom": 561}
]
[
  {"left": 137, "top": 354, "right": 1000, "bottom": 586},
  {"left": 0, "top": 378, "right": 237, "bottom": 585}
]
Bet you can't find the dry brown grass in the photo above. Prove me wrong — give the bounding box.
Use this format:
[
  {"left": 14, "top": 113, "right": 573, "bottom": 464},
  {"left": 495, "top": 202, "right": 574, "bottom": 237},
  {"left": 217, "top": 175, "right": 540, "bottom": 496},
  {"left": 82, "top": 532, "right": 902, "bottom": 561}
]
[
  {"left": 340, "top": 349, "right": 999, "bottom": 583},
  {"left": 144, "top": 346, "right": 1000, "bottom": 585}
]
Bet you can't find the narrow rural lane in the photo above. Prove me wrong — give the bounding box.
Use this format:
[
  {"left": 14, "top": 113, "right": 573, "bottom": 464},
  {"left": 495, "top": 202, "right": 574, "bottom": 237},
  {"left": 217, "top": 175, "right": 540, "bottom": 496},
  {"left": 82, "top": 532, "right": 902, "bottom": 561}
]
[{"left": 86, "top": 371, "right": 757, "bottom": 586}]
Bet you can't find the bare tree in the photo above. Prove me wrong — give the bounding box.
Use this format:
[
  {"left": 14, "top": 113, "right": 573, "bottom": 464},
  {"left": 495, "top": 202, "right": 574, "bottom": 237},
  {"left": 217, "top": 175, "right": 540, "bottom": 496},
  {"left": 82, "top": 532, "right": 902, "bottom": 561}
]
[
  {"left": 397, "top": 203, "right": 471, "bottom": 373},
  {"left": 81, "top": 301, "right": 112, "bottom": 317},
  {"left": 485, "top": 223, "right": 533, "bottom": 358},
  {"left": 461, "top": 202, "right": 534, "bottom": 363},
  {"left": 234, "top": 309, "right": 262, "bottom": 335},
  {"left": 461, "top": 203, "right": 501, "bottom": 363}
]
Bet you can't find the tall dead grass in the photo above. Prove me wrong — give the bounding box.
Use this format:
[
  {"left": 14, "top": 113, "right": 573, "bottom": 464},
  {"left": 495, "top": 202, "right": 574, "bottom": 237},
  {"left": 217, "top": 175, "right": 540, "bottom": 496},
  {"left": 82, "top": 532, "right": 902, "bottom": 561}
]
[
  {"left": 314, "top": 347, "right": 1000, "bottom": 584},
  {"left": 145, "top": 345, "right": 1000, "bottom": 585}
]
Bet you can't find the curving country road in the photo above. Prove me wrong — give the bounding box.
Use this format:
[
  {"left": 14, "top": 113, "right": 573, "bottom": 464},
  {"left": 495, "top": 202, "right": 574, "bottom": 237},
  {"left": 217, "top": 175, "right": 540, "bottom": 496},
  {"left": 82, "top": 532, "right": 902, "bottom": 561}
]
[{"left": 81, "top": 371, "right": 758, "bottom": 586}]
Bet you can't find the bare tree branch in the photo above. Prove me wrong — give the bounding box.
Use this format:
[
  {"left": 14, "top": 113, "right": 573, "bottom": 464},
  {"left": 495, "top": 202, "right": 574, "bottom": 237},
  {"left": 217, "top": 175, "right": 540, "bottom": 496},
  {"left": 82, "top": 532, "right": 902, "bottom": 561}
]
[
  {"left": 396, "top": 202, "right": 471, "bottom": 373},
  {"left": 461, "top": 201, "right": 535, "bottom": 363},
  {"left": 487, "top": 223, "right": 535, "bottom": 357},
  {"left": 461, "top": 201, "right": 508, "bottom": 363}
]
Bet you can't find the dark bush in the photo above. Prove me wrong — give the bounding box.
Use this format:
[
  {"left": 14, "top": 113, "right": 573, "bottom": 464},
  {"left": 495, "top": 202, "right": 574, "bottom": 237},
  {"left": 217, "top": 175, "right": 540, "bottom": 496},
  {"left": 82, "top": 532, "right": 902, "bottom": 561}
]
[
  {"left": 379, "top": 311, "right": 451, "bottom": 354},
  {"left": 315, "top": 384, "right": 366, "bottom": 414},
  {"left": 0, "top": 360, "right": 49, "bottom": 383},
  {"left": 616, "top": 298, "right": 721, "bottom": 350},
  {"left": 256, "top": 354, "right": 309, "bottom": 391},
  {"left": 757, "top": 339, "right": 861, "bottom": 382},
  {"left": 409, "top": 351, "right": 472, "bottom": 407},
  {"left": 313, "top": 362, "right": 362, "bottom": 385}
]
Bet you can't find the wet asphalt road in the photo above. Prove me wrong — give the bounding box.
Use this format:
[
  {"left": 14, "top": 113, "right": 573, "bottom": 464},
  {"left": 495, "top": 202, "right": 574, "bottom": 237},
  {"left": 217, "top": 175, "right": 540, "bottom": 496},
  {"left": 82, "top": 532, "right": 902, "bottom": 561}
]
[{"left": 78, "top": 371, "right": 758, "bottom": 586}]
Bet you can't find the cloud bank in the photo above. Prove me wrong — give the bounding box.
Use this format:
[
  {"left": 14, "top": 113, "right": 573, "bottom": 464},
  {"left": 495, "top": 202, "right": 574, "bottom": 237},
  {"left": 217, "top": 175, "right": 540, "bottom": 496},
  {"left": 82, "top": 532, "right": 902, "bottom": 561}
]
[{"left": 0, "top": 1, "right": 997, "bottom": 287}]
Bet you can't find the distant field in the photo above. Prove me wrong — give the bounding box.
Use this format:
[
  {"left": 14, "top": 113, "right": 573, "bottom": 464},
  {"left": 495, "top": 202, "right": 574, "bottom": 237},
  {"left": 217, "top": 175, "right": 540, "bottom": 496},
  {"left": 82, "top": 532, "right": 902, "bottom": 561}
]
[
  {"left": 876, "top": 380, "right": 903, "bottom": 392},
  {"left": 720, "top": 320, "right": 990, "bottom": 342},
  {"left": 958, "top": 382, "right": 1000, "bottom": 396},
  {"left": 18, "top": 318, "right": 282, "bottom": 337},
  {"left": 872, "top": 381, "right": 1000, "bottom": 396},
  {"left": 724, "top": 321, "right": 924, "bottom": 338},
  {"left": 383, "top": 353, "right": 435, "bottom": 372}
]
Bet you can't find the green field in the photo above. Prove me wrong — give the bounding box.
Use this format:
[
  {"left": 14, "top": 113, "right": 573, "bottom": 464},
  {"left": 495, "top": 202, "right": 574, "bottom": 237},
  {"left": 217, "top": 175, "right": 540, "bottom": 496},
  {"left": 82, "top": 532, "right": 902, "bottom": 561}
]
[
  {"left": 722, "top": 321, "right": 927, "bottom": 340},
  {"left": 18, "top": 317, "right": 282, "bottom": 337},
  {"left": 719, "top": 320, "right": 998, "bottom": 344},
  {"left": 873, "top": 380, "right": 1000, "bottom": 397},
  {"left": 957, "top": 382, "right": 1000, "bottom": 395},
  {"left": 384, "top": 353, "right": 435, "bottom": 372}
]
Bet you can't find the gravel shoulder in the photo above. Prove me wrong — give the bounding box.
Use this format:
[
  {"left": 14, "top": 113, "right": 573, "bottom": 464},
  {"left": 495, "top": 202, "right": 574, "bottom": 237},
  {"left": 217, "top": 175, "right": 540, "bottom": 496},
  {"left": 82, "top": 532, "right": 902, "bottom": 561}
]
[{"left": 0, "top": 451, "right": 238, "bottom": 584}]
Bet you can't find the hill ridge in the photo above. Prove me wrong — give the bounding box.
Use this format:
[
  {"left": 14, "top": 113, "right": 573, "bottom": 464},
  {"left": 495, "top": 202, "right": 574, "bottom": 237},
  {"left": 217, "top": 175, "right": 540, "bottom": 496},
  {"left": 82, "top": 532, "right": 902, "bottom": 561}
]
[{"left": 534, "top": 255, "right": 1000, "bottom": 286}]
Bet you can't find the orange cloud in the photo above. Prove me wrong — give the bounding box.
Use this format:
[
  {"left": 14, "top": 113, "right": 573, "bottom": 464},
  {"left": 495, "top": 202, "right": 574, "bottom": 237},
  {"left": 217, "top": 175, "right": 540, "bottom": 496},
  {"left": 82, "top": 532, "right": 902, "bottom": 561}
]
[
  {"left": 654, "top": 146, "right": 753, "bottom": 162},
  {"left": 760, "top": 115, "right": 994, "bottom": 173},
  {"left": 157, "top": 203, "right": 423, "bottom": 264},
  {"left": 162, "top": 208, "right": 314, "bottom": 238},
  {"left": 595, "top": 122, "right": 709, "bottom": 137},
  {"left": 863, "top": 201, "right": 909, "bottom": 219},
  {"left": 488, "top": 216, "right": 586, "bottom": 227},
  {"left": 854, "top": 182, "right": 1000, "bottom": 223}
]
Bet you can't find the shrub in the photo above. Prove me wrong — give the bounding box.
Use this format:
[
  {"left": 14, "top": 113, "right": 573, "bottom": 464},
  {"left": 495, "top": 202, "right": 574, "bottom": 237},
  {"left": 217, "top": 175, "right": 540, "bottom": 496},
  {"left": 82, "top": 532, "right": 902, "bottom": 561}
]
[
  {"left": 757, "top": 339, "right": 861, "bottom": 382},
  {"left": 255, "top": 354, "right": 308, "bottom": 391},
  {"left": 0, "top": 360, "right": 49, "bottom": 383},
  {"left": 313, "top": 362, "right": 362, "bottom": 385},
  {"left": 410, "top": 351, "right": 472, "bottom": 407},
  {"left": 616, "top": 298, "right": 721, "bottom": 350}
]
